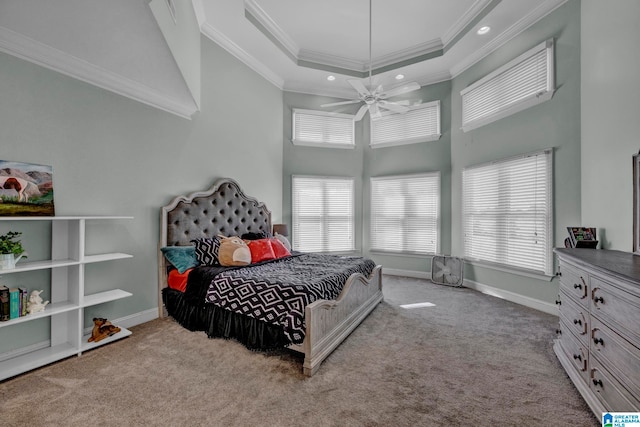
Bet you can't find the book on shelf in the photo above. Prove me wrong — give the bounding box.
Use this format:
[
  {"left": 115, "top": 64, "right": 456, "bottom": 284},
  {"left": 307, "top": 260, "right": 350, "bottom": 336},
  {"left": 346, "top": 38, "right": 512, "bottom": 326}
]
[
  {"left": 9, "top": 287, "right": 19, "bottom": 319},
  {"left": 19, "top": 287, "right": 27, "bottom": 316},
  {"left": 0, "top": 285, "right": 9, "bottom": 321}
]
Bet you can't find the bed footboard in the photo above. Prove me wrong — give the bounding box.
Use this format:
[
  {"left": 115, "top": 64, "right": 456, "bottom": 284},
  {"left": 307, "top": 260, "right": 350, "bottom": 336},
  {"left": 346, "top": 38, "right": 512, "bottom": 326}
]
[{"left": 302, "top": 265, "right": 383, "bottom": 376}]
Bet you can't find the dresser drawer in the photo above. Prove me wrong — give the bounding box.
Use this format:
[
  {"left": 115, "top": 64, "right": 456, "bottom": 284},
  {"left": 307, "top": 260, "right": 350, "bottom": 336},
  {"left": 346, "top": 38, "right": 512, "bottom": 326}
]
[
  {"left": 590, "top": 357, "right": 640, "bottom": 411},
  {"left": 559, "top": 289, "right": 589, "bottom": 346},
  {"left": 591, "top": 275, "right": 640, "bottom": 344},
  {"left": 559, "top": 261, "right": 589, "bottom": 306},
  {"left": 591, "top": 317, "right": 640, "bottom": 396},
  {"left": 558, "top": 319, "right": 589, "bottom": 383}
]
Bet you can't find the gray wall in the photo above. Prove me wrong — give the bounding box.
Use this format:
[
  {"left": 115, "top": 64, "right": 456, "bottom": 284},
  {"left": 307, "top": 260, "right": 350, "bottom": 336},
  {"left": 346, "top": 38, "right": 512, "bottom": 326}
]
[
  {"left": 581, "top": 0, "right": 640, "bottom": 250},
  {"left": 450, "top": 0, "right": 581, "bottom": 304},
  {"left": 0, "top": 37, "right": 283, "bottom": 352},
  {"left": 282, "top": 81, "right": 451, "bottom": 275},
  {"left": 363, "top": 81, "right": 452, "bottom": 272},
  {"left": 282, "top": 92, "right": 365, "bottom": 251}
]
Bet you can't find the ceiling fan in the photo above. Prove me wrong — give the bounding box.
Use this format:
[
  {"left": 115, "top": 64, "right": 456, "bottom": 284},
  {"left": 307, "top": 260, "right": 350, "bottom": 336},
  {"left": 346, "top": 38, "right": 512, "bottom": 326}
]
[{"left": 321, "top": 0, "right": 422, "bottom": 121}]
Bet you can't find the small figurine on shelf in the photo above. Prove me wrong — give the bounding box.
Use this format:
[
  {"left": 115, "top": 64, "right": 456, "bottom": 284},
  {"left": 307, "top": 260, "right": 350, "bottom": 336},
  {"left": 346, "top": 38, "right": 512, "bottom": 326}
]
[
  {"left": 26, "top": 290, "right": 49, "bottom": 314},
  {"left": 88, "top": 317, "right": 121, "bottom": 343}
]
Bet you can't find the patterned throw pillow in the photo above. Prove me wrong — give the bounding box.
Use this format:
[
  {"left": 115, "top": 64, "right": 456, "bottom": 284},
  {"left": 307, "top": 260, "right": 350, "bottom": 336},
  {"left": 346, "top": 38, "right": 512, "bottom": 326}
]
[{"left": 191, "top": 237, "right": 221, "bottom": 266}]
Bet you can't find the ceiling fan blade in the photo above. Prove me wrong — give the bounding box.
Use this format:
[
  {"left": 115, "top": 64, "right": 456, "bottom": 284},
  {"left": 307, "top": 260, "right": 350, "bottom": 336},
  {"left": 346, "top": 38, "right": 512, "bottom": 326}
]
[
  {"left": 321, "top": 99, "right": 362, "bottom": 108},
  {"left": 354, "top": 104, "right": 369, "bottom": 121},
  {"left": 378, "top": 100, "right": 410, "bottom": 114},
  {"left": 347, "top": 79, "right": 371, "bottom": 98},
  {"left": 378, "top": 81, "right": 421, "bottom": 99}
]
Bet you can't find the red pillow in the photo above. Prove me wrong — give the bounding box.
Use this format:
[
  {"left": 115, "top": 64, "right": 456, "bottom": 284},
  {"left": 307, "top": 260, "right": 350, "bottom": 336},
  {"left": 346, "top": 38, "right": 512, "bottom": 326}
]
[
  {"left": 269, "top": 238, "right": 291, "bottom": 258},
  {"left": 167, "top": 268, "right": 192, "bottom": 292},
  {"left": 248, "top": 239, "right": 276, "bottom": 263}
]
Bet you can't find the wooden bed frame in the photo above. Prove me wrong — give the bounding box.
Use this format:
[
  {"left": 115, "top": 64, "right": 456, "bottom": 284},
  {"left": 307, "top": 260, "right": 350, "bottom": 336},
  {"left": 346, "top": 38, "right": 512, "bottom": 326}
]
[{"left": 158, "top": 178, "right": 383, "bottom": 376}]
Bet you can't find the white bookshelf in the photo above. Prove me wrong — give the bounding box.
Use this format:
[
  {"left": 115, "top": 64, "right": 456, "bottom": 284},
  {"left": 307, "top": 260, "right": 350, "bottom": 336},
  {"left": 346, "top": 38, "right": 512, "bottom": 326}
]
[{"left": 0, "top": 216, "right": 133, "bottom": 381}]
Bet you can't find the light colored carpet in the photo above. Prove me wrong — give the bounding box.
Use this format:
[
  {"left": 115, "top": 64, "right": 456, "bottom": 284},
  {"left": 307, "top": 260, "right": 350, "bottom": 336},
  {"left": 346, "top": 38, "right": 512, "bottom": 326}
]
[{"left": 0, "top": 276, "right": 597, "bottom": 426}]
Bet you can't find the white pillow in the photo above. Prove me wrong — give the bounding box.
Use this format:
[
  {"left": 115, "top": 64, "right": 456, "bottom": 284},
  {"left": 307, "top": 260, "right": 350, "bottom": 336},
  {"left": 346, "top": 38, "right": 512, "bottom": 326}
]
[{"left": 274, "top": 233, "right": 291, "bottom": 251}]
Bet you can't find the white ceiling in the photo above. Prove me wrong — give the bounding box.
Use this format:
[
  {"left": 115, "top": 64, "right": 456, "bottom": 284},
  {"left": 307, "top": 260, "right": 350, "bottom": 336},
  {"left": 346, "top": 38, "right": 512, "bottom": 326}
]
[
  {"left": 199, "top": 0, "right": 569, "bottom": 98},
  {"left": 0, "top": 0, "right": 569, "bottom": 116}
]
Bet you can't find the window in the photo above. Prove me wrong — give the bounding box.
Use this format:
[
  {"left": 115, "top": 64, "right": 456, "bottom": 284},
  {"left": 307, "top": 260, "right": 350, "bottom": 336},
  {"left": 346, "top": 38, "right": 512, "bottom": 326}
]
[
  {"left": 370, "top": 101, "right": 441, "bottom": 148},
  {"left": 461, "top": 39, "right": 555, "bottom": 132},
  {"left": 292, "top": 176, "right": 354, "bottom": 252},
  {"left": 292, "top": 109, "right": 355, "bottom": 148},
  {"left": 370, "top": 173, "right": 440, "bottom": 254},
  {"left": 462, "top": 149, "right": 553, "bottom": 276}
]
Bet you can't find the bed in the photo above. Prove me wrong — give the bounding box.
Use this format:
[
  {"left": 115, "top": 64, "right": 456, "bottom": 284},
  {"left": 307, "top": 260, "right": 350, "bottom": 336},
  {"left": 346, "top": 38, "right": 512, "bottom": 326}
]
[{"left": 157, "top": 178, "right": 383, "bottom": 376}]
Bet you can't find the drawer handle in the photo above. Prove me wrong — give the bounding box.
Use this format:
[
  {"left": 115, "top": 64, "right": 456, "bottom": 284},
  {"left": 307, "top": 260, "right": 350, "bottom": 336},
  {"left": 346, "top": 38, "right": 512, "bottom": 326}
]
[
  {"left": 593, "top": 337, "right": 604, "bottom": 345},
  {"left": 573, "top": 319, "right": 582, "bottom": 326},
  {"left": 594, "top": 296, "right": 604, "bottom": 304},
  {"left": 592, "top": 379, "right": 603, "bottom": 387},
  {"left": 573, "top": 354, "right": 582, "bottom": 361},
  {"left": 573, "top": 283, "right": 582, "bottom": 290},
  {"left": 555, "top": 299, "right": 561, "bottom": 305},
  {"left": 555, "top": 329, "right": 562, "bottom": 335}
]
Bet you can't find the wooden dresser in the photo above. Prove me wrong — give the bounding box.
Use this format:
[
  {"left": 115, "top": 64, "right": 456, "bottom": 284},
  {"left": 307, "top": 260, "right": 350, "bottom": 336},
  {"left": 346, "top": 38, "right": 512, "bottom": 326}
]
[{"left": 554, "top": 248, "right": 640, "bottom": 416}]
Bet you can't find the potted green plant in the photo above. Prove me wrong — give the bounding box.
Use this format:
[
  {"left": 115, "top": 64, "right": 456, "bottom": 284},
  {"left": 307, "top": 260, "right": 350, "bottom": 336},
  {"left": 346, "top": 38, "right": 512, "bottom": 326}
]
[{"left": 0, "top": 231, "right": 27, "bottom": 270}]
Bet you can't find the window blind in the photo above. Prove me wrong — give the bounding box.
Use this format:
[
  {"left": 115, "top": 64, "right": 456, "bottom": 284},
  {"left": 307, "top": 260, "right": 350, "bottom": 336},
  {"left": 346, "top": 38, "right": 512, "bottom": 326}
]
[
  {"left": 292, "top": 175, "right": 354, "bottom": 252},
  {"left": 462, "top": 149, "right": 553, "bottom": 275},
  {"left": 461, "top": 40, "right": 555, "bottom": 132},
  {"left": 370, "top": 173, "right": 440, "bottom": 254},
  {"left": 292, "top": 109, "right": 355, "bottom": 148},
  {"left": 370, "top": 101, "right": 441, "bottom": 148}
]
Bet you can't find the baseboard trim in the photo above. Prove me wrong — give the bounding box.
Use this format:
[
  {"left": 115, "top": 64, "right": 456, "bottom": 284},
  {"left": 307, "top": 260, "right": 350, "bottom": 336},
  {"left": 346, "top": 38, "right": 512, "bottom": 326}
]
[
  {"left": 463, "top": 278, "right": 559, "bottom": 316},
  {"left": 382, "top": 268, "right": 431, "bottom": 280}
]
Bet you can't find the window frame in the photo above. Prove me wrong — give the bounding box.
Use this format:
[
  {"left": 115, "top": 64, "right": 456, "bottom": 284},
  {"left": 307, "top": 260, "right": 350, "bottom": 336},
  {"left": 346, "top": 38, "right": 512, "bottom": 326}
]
[
  {"left": 369, "top": 172, "right": 441, "bottom": 256},
  {"left": 291, "top": 108, "right": 355, "bottom": 149},
  {"left": 291, "top": 175, "right": 355, "bottom": 253},
  {"left": 461, "top": 39, "right": 555, "bottom": 132},
  {"left": 462, "top": 149, "right": 554, "bottom": 277},
  {"left": 370, "top": 100, "right": 441, "bottom": 148}
]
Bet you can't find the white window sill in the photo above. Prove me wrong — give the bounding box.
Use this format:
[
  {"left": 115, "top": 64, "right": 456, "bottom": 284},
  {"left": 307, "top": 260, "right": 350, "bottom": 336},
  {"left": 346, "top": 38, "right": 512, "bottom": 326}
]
[
  {"left": 465, "top": 259, "right": 555, "bottom": 282},
  {"left": 369, "top": 250, "right": 435, "bottom": 259},
  {"left": 291, "top": 140, "right": 355, "bottom": 149}
]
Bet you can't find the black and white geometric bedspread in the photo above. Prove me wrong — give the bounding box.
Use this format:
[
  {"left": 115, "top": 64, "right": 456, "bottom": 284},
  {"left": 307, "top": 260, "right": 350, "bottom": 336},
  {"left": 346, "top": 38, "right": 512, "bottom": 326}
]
[{"left": 204, "top": 253, "right": 376, "bottom": 344}]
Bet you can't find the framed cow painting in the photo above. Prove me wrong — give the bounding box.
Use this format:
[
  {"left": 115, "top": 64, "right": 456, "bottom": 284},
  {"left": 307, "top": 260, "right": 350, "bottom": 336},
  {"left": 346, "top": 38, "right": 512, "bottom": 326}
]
[{"left": 0, "top": 160, "right": 54, "bottom": 216}]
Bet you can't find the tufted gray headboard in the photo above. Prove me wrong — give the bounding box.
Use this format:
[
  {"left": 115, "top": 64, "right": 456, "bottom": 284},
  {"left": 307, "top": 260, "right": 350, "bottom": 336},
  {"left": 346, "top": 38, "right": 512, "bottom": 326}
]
[
  {"left": 158, "top": 178, "right": 271, "bottom": 315},
  {"left": 160, "top": 178, "right": 271, "bottom": 247}
]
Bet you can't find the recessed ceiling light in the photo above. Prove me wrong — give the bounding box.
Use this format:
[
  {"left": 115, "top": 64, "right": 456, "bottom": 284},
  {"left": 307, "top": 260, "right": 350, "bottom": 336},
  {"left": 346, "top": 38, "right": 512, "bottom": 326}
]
[
  {"left": 395, "top": 74, "right": 405, "bottom": 80},
  {"left": 477, "top": 26, "right": 491, "bottom": 35},
  {"left": 327, "top": 75, "right": 336, "bottom": 81}
]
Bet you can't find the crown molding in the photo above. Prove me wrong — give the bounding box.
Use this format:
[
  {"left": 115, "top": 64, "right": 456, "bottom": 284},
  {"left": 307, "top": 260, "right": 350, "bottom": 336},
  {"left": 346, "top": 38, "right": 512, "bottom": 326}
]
[
  {"left": 442, "top": 0, "right": 497, "bottom": 46},
  {"left": 0, "top": 25, "right": 197, "bottom": 119},
  {"left": 244, "top": 0, "right": 298, "bottom": 58},
  {"left": 298, "top": 49, "right": 365, "bottom": 73},
  {"left": 371, "top": 39, "right": 443, "bottom": 69},
  {"left": 200, "top": 22, "right": 284, "bottom": 90},
  {"left": 450, "top": 0, "right": 569, "bottom": 77}
]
